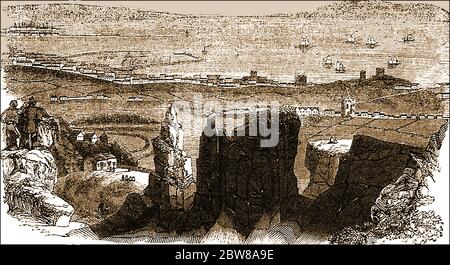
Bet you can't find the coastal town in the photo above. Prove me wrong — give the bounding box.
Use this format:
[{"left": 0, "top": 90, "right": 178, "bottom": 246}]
[{"left": 6, "top": 50, "right": 449, "bottom": 120}]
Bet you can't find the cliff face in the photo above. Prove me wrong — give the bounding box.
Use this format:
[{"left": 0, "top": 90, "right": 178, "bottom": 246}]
[
  {"left": 177, "top": 108, "right": 303, "bottom": 236},
  {"left": 1, "top": 149, "right": 74, "bottom": 226},
  {"left": 302, "top": 139, "right": 352, "bottom": 199},
  {"left": 371, "top": 122, "right": 446, "bottom": 225},
  {"left": 302, "top": 133, "right": 437, "bottom": 231}
]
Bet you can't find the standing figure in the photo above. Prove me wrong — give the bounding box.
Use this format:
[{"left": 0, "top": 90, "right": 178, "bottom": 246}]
[
  {"left": 1, "top": 100, "right": 20, "bottom": 150},
  {"left": 21, "top": 96, "right": 49, "bottom": 149}
]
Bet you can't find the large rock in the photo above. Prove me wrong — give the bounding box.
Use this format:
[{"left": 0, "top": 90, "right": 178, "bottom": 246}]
[
  {"left": 178, "top": 108, "right": 306, "bottom": 236},
  {"left": 328, "top": 123, "right": 448, "bottom": 244},
  {"left": 304, "top": 134, "right": 434, "bottom": 231},
  {"left": 1, "top": 149, "right": 74, "bottom": 226},
  {"left": 370, "top": 122, "right": 446, "bottom": 225},
  {"left": 37, "top": 118, "right": 59, "bottom": 148},
  {"left": 150, "top": 105, "right": 195, "bottom": 211},
  {"left": 302, "top": 139, "right": 352, "bottom": 198}
]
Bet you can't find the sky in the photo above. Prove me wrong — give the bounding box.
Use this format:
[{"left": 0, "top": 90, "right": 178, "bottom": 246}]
[{"left": 1, "top": 1, "right": 449, "bottom": 16}]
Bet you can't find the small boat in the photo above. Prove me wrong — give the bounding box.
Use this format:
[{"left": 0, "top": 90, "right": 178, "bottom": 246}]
[
  {"left": 323, "top": 55, "right": 333, "bottom": 67},
  {"left": 297, "top": 35, "right": 311, "bottom": 51},
  {"left": 366, "top": 35, "right": 378, "bottom": 48},
  {"left": 403, "top": 34, "right": 415, "bottom": 43},
  {"left": 388, "top": 56, "right": 400, "bottom": 67},
  {"left": 335, "top": 60, "right": 346, "bottom": 73},
  {"left": 202, "top": 44, "right": 211, "bottom": 55},
  {"left": 346, "top": 33, "right": 356, "bottom": 44},
  {"left": 299, "top": 35, "right": 310, "bottom": 48}
]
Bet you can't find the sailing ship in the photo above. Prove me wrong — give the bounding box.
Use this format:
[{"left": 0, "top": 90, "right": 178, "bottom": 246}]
[
  {"left": 366, "top": 35, "right": 378, "bottom": 48},
  {"left": 335, "top": 60, "right": 346, "bottom": 73},
  {"left": 346, "top": 33, "right": 356, "bottom": 44},
  {"left": 323, "top": 55, "right": 333, "bottom": 68},
  {"left": 387, "top": 56, "right": 400, "bottom": 67},
  {"left": 402, "top": 34, "right": 415, "bottom": 43},
  {"left": 202, "top": 44, "right": 211, "bottom": 55},
  {"left": 297, "top": 35, "right": 311, "bottom": 51}
]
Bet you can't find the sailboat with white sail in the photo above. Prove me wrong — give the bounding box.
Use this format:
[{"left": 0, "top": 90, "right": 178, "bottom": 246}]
[
  {"left": 323, "top": 55, "right": 333, "bottom": 68},
  {"left": 388, "top": 56, "right": 400, "bottom": 67},
  {"left": 335, "top": 60, "right": 346, "bottom": 73},
  {"left": 346, "top": 33, "right": 356, "bottom": 44},
  {"left": 297, "top": 35, "right": 311, "bottom": 51},
  {"left": 366, "top": 35, "right": 378, "bottom": 48}
]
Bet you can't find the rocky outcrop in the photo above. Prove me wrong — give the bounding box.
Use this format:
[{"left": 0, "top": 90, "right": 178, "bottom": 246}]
[
  {"left": 328, "top": 122, "right": 448, "bottom": 244},
  {"left": 177, "top": 108, "right": 305, "bottom": 236},
  {"left": 149, "top": 105, "right": 195, "bottom": 211},
  {"left": 37, "top": 118, "right": 59, "bottom": 148},
  {"left": 302, "top": 139, "right": 352, "bottom": 198},
  {"left": 370, "top": 121, "right": 447, "bottom": 226},
  {"left": 1, "top": 149, "right": 74, "bottom": 226},
  {"left": 302, "top": 129, "right": 444, "bottom": 232}
]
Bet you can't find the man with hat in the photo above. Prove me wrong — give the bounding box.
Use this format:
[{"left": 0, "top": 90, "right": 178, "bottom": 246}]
[
  {"left": 21, "top": 96, "right": 49, "bottom": 149},
  {"left": 1, "top": 100, "right": 20, "bottom": 150}
]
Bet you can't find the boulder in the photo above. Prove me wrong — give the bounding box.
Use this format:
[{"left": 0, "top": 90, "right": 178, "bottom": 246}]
[
  {"left": 305, "top": 134, "right": 431, "bottom": 231},
  {"left": 180, "top": 108, "right": 306, "bottom": 236},
  {"left": 1, "top": 149, "right": 74, "bottom": 226}
]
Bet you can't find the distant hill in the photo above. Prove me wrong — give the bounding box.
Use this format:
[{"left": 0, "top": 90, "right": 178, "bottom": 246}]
[
  {"left": 3, "top": 3, "right": 181, "bottom": 25},
  {"left": 307, "top": 0, "right": 449, "bottom": 21},
  {"left": 3, "top": 0, "right": 449, "bottom": 27}
]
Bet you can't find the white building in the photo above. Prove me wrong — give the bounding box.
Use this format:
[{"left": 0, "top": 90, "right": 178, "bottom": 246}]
[
  {"left": 84, "top": 153, "right": 117, "bottom": 172},
  {"left": 84, "top": 132, "right": 98, "bottom": 143},
  {"left": 296, "top": 107, "right": 320, "bottom": 116},
  {"left": 71, "top": 129, "right": 85, "bottom": 141}
]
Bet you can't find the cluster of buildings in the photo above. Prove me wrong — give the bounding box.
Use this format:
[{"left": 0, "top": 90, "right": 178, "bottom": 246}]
[
  {"left": 323, "top": 108, "right": 447, "bottom": 120},
  {"left": 70, "top": 129, "right": 118, "bottom": 172},
  {"left": 50, "top": 94, "right": 111, "bottom": 102},
  {"left": 296, "top": 97, "right": 448, "bottom": 120},
  {"left": 9, "top": 51, "right": 308, "bottom": 88},
  {"left": 4, "top": 22, "right": 59, "bottom": 36},
  {"left": 9, "top": 51, "right": 449, "bottom": 120},
  {"left": 70, "top": 129, "right": 109, "bottom": 144},
  {"left": 338, "top": 97, "right": 447, "bottom": 119}
]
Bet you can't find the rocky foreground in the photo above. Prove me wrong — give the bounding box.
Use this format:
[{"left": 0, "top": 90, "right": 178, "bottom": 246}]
[
  {"left": 1, "top": 149, "right": 74, "bottom": 226},
  {"left": 89, "top": 107, "right": 448, "bottom": 244},
  {"left": 1, "top": 105, "right": 448, "bottom": 244}
]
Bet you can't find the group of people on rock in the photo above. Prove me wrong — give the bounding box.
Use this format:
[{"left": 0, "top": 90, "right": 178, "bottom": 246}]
[{"left": 1, "top": 96, "right": 50, "bottom": 150}]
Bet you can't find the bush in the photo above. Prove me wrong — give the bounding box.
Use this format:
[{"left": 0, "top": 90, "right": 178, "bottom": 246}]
[{"left": 75, "top": 140, "right": 138, "bottom": 167}]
